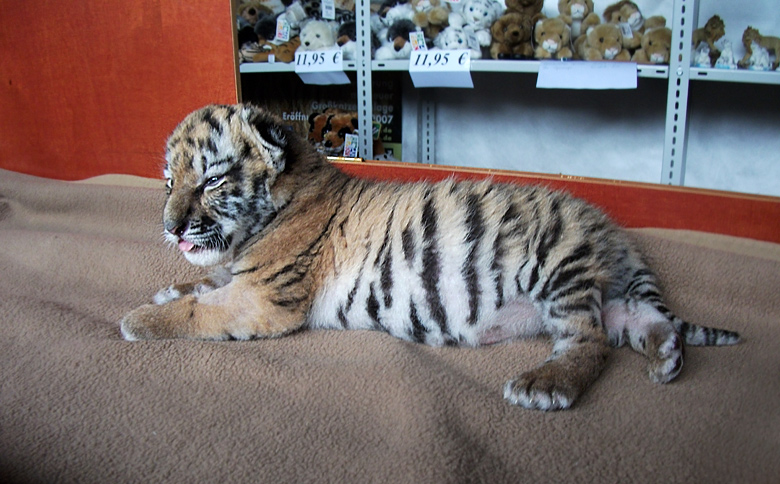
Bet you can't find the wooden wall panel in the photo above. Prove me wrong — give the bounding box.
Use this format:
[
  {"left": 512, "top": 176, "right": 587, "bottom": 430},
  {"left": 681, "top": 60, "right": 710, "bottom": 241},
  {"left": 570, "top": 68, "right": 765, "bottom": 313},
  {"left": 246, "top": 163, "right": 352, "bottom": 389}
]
[
  {"left": 336, "top": 161, "right": 780, "bottom": 244},
  {"left": 0, "top": 0, "right": 238, "bottom": 180}
]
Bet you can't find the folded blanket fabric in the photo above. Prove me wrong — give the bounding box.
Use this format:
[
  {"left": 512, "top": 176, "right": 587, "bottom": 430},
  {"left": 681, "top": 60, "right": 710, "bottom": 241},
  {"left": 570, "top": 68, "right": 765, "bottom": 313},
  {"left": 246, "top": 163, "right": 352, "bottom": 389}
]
[{"left": 1, "top": 168, "right": 778, "bottom": 483}]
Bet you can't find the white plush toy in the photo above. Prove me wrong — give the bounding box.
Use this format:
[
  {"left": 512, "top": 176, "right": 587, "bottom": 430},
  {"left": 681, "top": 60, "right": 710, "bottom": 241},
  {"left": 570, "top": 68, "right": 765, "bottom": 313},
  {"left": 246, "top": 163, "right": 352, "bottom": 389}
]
[
  {"left": 714, "top": 40, "right": 737, "bottom": 70},
  {"left": 693, "top": 42, "right": 712, "bottom": 68},
  {"left": 448, "top": 0, "right": 502, "bottom": 47},
  {"left": 298, "top": 20, "right": 338, "bottom": 51},
  {"left": 746, "top": 41, "right": 772, "bottom": 71},
  {"left": 433, "top": 25, "right": 482, "bottom": 59}
]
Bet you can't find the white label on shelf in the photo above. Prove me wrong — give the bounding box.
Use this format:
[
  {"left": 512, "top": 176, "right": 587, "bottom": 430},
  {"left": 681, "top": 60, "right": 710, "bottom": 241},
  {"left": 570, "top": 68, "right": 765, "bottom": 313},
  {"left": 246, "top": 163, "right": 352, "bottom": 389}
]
[
  {"left": 408, "top": 50, "right": 473, "bottom": 88},
  {"left": 536, "top": 61, "right": 637, "bottom": 90},
  {"left": 294, "top": 49, "right": 350, "bottom": 85},
  {"left": 322, "top": 0, "right": 335, "bottom": 20},
  {"left": 343, "top": 134, "right": 359, "bottom": 157}
]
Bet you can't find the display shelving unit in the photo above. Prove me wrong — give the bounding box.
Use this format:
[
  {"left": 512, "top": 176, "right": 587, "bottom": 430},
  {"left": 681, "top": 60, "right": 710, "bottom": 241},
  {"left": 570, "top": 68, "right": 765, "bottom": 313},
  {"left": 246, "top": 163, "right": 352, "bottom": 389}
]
[{"left": 239, "top": 0, "right": 779, "bottom": 186}]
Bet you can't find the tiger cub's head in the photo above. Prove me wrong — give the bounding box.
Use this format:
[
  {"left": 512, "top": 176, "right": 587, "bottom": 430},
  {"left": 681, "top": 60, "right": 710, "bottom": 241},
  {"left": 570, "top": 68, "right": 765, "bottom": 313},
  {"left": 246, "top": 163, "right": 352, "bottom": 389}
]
[{"left": 162, "top": 104, "right": 290, "bottom": 266}]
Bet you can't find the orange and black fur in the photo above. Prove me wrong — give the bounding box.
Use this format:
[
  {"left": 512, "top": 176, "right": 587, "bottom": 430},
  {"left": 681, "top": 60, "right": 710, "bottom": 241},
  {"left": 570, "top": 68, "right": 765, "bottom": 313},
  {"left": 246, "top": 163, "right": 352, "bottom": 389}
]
[{"left": 121, "top": 104, "right": 739, "bottom": 410}]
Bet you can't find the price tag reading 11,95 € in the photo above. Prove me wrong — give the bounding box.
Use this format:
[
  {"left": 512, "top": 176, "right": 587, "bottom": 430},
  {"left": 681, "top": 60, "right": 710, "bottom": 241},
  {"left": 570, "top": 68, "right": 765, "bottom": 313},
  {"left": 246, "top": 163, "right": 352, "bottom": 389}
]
[
  {"left": 295, "top": 49, "right": 350, "bottom": 85},
  {"left": 408, "top": 50, "right": 473, "bottom": 88}
]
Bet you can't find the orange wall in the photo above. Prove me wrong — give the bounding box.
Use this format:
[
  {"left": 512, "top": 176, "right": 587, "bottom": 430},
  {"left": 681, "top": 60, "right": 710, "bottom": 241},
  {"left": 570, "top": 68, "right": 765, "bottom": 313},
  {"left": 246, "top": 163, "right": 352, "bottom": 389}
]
[
  {"left": 336, "top": 161, "right": 780, "bottom": 244},
  {"left": 0, "top": 0, "right": 239, "bottom": 180}
]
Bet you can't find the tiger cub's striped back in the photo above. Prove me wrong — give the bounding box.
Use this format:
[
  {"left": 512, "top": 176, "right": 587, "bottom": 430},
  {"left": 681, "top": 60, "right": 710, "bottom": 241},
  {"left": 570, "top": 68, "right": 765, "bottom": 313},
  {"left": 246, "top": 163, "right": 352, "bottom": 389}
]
[{"left": 120, "top": 104, "right": 739, "bottom": 411}]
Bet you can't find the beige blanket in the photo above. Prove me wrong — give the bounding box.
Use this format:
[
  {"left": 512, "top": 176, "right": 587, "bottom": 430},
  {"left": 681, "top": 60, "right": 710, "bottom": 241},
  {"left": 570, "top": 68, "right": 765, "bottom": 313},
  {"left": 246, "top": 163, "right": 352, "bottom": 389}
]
[{"left": 1, "top": 168, "right": 778, "bottom": 483}]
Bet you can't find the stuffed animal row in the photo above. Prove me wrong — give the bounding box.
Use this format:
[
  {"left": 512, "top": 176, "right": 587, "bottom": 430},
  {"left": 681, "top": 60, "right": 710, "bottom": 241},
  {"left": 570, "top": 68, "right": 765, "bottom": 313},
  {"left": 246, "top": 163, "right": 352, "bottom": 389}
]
[
  {"left": 238, "top": 1, "right": 780, "bottom": 70},
  {"left": 369, "top": 0, "right": 674, "bottom": 64},
  {"left": 237, "top": 0, "right": 360, "bottom": 64},
  {"left": 691, "top": 15, "right": 780, "bottom": 71}
]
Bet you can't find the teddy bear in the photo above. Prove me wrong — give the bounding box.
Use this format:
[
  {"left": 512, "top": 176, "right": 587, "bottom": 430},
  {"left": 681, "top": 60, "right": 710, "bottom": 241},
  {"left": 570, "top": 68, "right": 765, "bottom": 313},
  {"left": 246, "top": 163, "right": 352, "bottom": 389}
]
[
  {"left": 603, "top": 1, "right": 666, "bottom": 52},
  {"left": 375, "top": 18, "right": 418, "bottom": 59},
  {"left": 631, "top": 27, "right": 671, "bottom": 65},
  {"left": 410, "top": 0, "right": 451, "bottom": 41},
  {"left": 237, "top": 1, "right": 274, "bottom": 29},
  {"left": 433, "top": 25, "right": 483, "bottom": 59},
  {"left": 254, "top": 1, "right": 310, "bottom": 43},
  {"left": 321, "top": 112, "right": 359, "bottom": 156},
  {"left": 489, "top": 12, "right": 535, "bottom": 59},
  {"left": 534, "top": 16, "right": 573, "bottom": 60},
  {"left": 574, "top": 23, "right": 631, "bottom": 61},
  {"left": 298, "top": 20, "right": 338, "bottom": 51},
  {"left": 557, "top": 0, "right": 599, "bottom": 40},
  {"left": 375, "top": 0, "right": 415, "bottom": 28},
  {"left": 738, "top": 27, "right": 780, "bottom": 71},
  {"left": 692, "top": 14, "right": 725, "bottom": 64},
  {"left": 504, "top": 0, "right": 543, "bottom": 18},
  {"left": 448, "top": 0, "right": 503, "bottom": 47},
  {"left": 251, "top": 36, "right": 302, "bottom": 63}
]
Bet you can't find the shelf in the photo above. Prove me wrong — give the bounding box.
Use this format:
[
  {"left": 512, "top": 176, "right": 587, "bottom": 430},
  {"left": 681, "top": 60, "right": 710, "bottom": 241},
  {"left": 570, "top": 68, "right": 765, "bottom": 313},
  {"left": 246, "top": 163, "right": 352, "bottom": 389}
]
[
  {"left": 240, "top": 60, "right": 358, "bottom": 73},
  {"left": 690, "top": 67, "right": 780, "bottom": 85},
  {"left": 241, "top": 59, "right": 668, "bottom": 78},
  {"left": 373, "top": 59, "right": 668, "bottom": 78}
]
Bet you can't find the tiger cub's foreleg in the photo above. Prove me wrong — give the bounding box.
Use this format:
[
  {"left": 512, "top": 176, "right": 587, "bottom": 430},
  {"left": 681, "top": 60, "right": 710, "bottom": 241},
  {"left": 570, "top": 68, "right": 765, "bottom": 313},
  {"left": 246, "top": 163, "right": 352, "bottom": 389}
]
[
  {"left": 152, "top": 267, "right": 233, "bottom": 305},
  {"left": 504, "top": 286, "right": 611, "bottom": 411},
  {"left": 120, "top": 278, "right": 307, "bottom": 341}
]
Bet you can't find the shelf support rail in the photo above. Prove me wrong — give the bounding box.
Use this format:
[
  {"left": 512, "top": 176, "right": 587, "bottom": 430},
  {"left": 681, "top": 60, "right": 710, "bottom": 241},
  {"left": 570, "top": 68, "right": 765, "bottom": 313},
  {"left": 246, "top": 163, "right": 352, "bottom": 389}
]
[
  {"left": 417, "top": 98, "right": 435, "bottom": 164},
  {"left": 661, "top": 0, "right": 697, "bottom": 185},
  {"left": 356, "top": 0, "right": 373, "bottom": 160}
]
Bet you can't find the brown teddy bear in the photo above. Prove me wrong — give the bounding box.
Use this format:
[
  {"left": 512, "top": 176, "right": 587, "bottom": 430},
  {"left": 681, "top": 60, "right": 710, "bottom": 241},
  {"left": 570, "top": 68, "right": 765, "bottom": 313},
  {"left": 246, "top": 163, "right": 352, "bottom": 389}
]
[
  {"left": 490, "top": 12, "right": 535, "bottom": 59},
  {"left": 603, "top": 0, "right": 665, "bottom": 52},
  {"left": 631, "top": 27, "right": 672, "bottom": 65},
  {"left": 557, "top": 0, "right": 599, "bottom": 39},
  {"left": 411, "top": 0, "right": 451, "bottom": 40},
  {"left": 534, "top": 17, "right": 573, "bottom": 60},
  {"left": 251, "top": 36, "right": 301, "bottom": 63},
  {"left": 574, "top": 23, "right": 631, "bottom": 61},
  {"left": 321, "top": 112, "right": 359, "bottom": 156},
  {"left": 738, "top": 26, "right": 780, "bottom": 70},
  {"left": 308, "top": 111, "right": 332, "bottom": 147},
  {"left": 505, "top": 0, "right": 544, "bottom": 18},
  {"left": 692, "top": 15, "right": 725, "bottom": 65}
]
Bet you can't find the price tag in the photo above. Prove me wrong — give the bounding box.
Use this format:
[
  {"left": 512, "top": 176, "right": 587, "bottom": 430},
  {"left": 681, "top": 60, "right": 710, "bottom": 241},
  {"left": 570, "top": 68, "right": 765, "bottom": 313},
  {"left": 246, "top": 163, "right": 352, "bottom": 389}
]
[
  {"left": 275, "top": 18, "right": 290, "bottom": 42},
  {"left": 343, "top": 133, "right": 359, "bottom": 157},
  {"left": 408, "top": 50, "right": 473, "bottom": 88},
  {"left": 294, "top": 50, "right": 350, "bottom": 85},
  {"left": 322, "top": 0, "right": 335, "bottom": 20},
  {"left": 410, "top": 31, "right": 427, "bottom": 51},
  {"left": 618, "top": 22, "right": 633, "bottom": 39}
]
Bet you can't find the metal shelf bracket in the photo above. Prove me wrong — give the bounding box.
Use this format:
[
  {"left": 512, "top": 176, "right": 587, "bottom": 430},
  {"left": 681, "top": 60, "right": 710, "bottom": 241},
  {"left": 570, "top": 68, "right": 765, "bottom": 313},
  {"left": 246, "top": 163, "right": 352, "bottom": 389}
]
[{"left": 661, "top": 0, "right": 697, "bottom": 185}]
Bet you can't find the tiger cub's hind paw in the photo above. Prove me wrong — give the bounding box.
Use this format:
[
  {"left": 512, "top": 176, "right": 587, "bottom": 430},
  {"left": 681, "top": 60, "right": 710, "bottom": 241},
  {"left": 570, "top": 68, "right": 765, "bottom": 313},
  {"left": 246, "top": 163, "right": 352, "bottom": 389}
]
[{"left": 643, "top": 324, "right": 684, "bottom": 384}]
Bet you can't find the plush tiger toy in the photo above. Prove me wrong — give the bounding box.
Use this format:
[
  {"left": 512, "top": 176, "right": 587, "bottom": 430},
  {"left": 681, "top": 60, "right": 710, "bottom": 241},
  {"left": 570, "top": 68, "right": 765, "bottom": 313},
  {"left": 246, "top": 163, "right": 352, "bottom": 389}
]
[{"left": 120, "top": 104, "right": 740, "bottom": 411}]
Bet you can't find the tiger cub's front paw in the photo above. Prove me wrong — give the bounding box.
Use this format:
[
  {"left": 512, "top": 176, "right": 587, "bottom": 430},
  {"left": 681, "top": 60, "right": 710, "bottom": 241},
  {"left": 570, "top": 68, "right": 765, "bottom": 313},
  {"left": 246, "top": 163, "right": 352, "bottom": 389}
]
[
  {"left": 120, "top": 304, "right": 180, "bottom": 341},
  {"left": 153, "top": 284, "right": 186, "bottom": 305}
]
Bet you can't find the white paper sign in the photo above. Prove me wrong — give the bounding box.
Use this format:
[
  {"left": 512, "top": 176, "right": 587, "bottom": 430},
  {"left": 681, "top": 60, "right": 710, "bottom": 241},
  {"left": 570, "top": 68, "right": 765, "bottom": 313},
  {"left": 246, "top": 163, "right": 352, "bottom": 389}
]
[
  {"left": 295, "top": 50, "right": 350, "bottom": 85},
  {"left": 536, "top": 61, "right": 638, "bottom": 90},
  {"left": 409, "top": 50, "right": 473, "bottom": 88}
]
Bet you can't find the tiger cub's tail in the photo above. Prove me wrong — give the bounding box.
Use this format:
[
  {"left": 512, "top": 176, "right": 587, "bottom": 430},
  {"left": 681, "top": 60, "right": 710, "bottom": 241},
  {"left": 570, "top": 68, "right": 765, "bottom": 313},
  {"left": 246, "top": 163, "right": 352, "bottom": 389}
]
[{"left": 675, "top": 319, "right": 741, "bottom": 346}]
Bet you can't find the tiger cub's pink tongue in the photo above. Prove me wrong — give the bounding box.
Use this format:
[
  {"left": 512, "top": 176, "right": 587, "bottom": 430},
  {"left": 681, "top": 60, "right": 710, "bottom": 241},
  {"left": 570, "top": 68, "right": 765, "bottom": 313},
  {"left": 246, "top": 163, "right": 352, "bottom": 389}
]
[{"left": 178, "top": 240, "right": 195, "bottom": 252}]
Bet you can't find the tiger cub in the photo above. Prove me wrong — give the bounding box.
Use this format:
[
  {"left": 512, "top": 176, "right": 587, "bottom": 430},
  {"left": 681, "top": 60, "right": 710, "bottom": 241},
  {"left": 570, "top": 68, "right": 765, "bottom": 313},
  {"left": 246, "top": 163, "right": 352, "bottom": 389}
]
[{"left": 120, "top": 104, "right": 740, "bottom": 411}]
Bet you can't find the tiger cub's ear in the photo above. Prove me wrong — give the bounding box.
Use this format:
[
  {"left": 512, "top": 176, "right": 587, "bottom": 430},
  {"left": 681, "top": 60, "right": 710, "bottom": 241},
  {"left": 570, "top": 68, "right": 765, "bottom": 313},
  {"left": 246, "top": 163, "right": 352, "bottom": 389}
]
[{"left": 241, "top": 104, "right": 289, "bottom": 173}]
